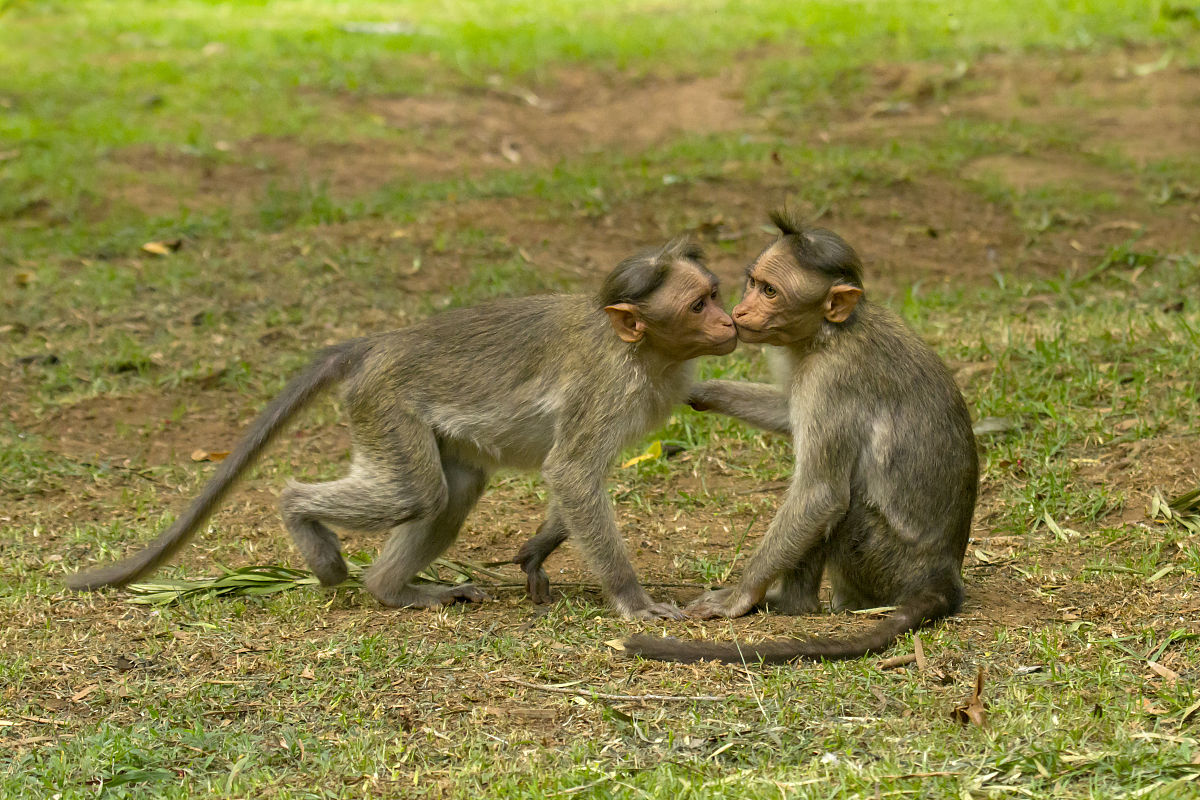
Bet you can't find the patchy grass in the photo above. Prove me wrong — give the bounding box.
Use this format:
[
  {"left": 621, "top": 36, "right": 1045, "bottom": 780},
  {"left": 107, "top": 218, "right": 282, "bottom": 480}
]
[{"left": 3, "top": 1, "right": 1200, "bottom": 798}]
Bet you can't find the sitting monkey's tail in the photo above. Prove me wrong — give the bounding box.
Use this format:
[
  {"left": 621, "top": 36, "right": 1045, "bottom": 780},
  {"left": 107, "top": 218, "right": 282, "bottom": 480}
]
[
  {"left": 621, "top": 587, "right": 959, "bottom": 665},
  {"left": 64, "top": 340, "right": 369, "bottom": 592}
]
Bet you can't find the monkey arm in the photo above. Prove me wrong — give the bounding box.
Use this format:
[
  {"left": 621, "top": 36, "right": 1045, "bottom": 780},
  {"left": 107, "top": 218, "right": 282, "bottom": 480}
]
[
  {"left": 541, "top": 445, "right": 682, "bottom": 620},
  {"left": 687, "top": 479, "right": 848, "bottom": 620},
  {"left": 687, "top": 421, "right": 852, "bottom": 620},
  {"left": 687, "top": 380, "right": 791, "bottom": 435}
]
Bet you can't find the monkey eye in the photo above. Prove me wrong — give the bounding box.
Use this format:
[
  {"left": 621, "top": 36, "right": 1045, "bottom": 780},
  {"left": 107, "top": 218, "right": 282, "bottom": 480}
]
[
  {"left": 690, "top": 297, "right": 707, "bottom": 313},
  {"left": 761, "top": 284, "right": 777, "bottom": 299}
]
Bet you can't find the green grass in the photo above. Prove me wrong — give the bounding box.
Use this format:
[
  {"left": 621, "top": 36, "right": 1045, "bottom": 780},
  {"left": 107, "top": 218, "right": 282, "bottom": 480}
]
[{"left": 4, "top": 0, "right": 1200, "bottom": 798}]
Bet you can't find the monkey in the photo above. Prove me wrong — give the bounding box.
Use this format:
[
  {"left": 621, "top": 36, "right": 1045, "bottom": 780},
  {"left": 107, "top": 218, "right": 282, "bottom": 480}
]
[
  {"left": 65, "top": 236, "right": 738, "bottom": 621},
  {"left": 622, "top": 211, "right": 978, "bottom": 662},
  {"left": 513, "top": 516, "right": 568, "bottom": 605}
]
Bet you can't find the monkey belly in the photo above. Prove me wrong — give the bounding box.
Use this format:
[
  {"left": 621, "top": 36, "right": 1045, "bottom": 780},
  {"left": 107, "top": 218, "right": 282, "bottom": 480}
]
[{"left": 428, "top": 399, "right": 560, "bottom": 471}]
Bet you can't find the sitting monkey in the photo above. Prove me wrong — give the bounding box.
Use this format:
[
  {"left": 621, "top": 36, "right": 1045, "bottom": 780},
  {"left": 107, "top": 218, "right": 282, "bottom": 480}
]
[
  {"left": 623, "top": 212, "right": 978, "bottom": 661},
  {"left": 67, "top": 236, "right": 737, "bottom": 621}
]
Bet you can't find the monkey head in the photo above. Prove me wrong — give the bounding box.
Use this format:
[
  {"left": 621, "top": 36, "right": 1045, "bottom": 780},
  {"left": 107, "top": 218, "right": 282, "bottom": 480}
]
[
  {"left": 733, "top": 213, "right": 864, "bottom": 347},
  {"left": 600, "top": 237, "right": 737, "bottom": 361}
]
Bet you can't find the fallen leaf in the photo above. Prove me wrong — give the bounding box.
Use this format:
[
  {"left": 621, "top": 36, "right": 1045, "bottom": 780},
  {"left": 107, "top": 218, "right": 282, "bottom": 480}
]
[
  {"left": 499, "top": 138, "right": 522, "bottom": 164},
  {"left": 951, "top": 668, "right": 987, "bottom": 727},
  {"left": 1148, "top": 661, "right": 1180, "bottom": 685},
  {"left": 190, "top": 449, "right": 230, "bottom": 462},
  {"left": 1182, "top": 698, "right": 1200, "bottom": 724},
  {"left": 71, "top": 685, "right": 98, "bottom": 702},
  {"left": 877, "top": 653, "right": 917, "bottom": 670},
  {"left": 1131, "top": 53, "right": 1172, "bottom": 77},
  {"left": 621, "top": 440, "right": 663, "bottom": 469},
  {"left": 972, "top": 416, "right": 1018, "bottom": 436},
  {"left": 142, "top": 239, "right": 182, "bottom": 256},
  {"left": 604, "top": 639, "right": 626, "bottom": 651},
  {"left": 1142, "top": 698, "right": 1168, "bottom": 716},
  {"left": 299, "top": 667, "right": 315, "bottom": 680},
  {"left": 1093, "top": 220, "right": 1144, "bottom": 232}
]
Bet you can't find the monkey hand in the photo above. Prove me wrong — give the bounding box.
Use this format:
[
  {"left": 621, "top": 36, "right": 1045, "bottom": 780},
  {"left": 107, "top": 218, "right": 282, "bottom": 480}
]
[
  {"left": 685, "top": 382, "right": 716, "bottom": 412},
  {"left": 631, "top": 601, "right": 687, "bottom": 621},
  {"left": 685, "top": 587, "right": 756, "bottom": 619}
]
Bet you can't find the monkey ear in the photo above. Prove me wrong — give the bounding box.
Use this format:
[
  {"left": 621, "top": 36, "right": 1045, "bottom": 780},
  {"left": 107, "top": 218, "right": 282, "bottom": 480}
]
[
  {"left": 604, "top": 303, "right": 646, "bottom": 343},
  {"left": 824, "top": 285, "right": 863, "bottom": 323}
]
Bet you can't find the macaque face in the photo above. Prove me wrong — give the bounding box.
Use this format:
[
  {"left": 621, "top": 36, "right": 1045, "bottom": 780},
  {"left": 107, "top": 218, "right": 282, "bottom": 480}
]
[
  {"left": 732, "top": 243, "right": 828, "bottom": 346},
  {"left": 733, "top": 242, "right": 862, "bottom": 347},
  {"left": 641, "top": 260, "right": 738, "bottom": 360}
]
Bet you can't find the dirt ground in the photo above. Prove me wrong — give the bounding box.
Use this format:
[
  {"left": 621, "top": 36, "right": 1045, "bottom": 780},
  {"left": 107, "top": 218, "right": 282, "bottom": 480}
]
[{"left": 6, "top": 44, "right": 1200, "bottom": 746}]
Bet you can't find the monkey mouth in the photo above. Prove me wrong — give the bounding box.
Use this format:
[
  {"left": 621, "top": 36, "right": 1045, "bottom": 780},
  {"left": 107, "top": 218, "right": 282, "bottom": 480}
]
[{"left": 713, "top": 334, "right": 739, "bottom": 353}]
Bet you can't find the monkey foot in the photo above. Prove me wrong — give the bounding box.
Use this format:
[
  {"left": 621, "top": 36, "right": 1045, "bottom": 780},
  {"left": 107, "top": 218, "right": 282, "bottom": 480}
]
[
  {"left": 761, "top": 588, "right": 822, "bottom": 616},
  {"left": 311, "top": 560, "right": 350, "bottom": 587},
  {"left": 685, "top": 588, "right": 756, "bottom": 619},
  {"left": 625, "top": 601, "right": 684, "bottom": 621},
  {"left": 523, "top": 568, "right": 553, "bottom": 605},
  {"left": 374, "top": 583, "right": 490, "bottom": 609}
]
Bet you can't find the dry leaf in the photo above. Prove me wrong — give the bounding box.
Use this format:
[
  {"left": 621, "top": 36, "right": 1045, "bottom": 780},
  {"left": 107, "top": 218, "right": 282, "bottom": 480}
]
[
  {"left": 621, "top": 440, "right": 663, "bottom": 469},
  {"left": 1142, "top": 698, "right": 1168, "bottom": 716},
  {"left": 1147, "top": 661, "right": 1180, "bottom": 685},
  {"left": 499, "top": 138, "right": 522, "bottom": 164},
  {"left": 604, "top": 638, "right": 626, "bottom": 651},
  {"left": 951, "top": 667, "right": 987, "bottom": 727},
  {"left": 299, "top": 667, "right": 315, "bottom": 680},
  {"left": 913, "top": 635, "right": 928, "bottom": 673},
  {"left": 71, "top": 685, "right": 98, "bottom": 702},
  {"left": 142, "top": 239, "right": 182, "bottom": 256},
  {"left": 1093, "top": 220, "right": 1144, "bottom": 232},
  {"left": 877, "top": 653, "right": 917, "bottom": 670},
  {"left": 1181, "top": 698, "right": 1200, "bottom": 724},
  {"left": 190, "top": 449, "right": 230, "bottom": 462}
]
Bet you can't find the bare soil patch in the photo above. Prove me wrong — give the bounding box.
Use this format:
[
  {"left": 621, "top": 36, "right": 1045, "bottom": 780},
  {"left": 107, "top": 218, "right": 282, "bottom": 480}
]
[
  {"left": 9, "top": 46, "right": 1200, "bottom": 748},
  {"left": 364, "top": 68, "right": 750, "bottom": 167}
]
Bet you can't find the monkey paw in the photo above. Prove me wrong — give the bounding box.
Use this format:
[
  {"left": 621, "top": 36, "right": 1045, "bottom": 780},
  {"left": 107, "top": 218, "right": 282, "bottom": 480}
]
[
  {"left": 435, "top": 583, "right": 490, "bottom": 605},
  {"left": 522, "top": 568, "right": 552, "bottom": 605},
  {"left": 761, "top": 587, "right": 823, "bottom": 616},
  {"left": 685, "top": 588, "right": 756, "bottom": 619},
  {"left": 631, "top": 601, "right": 686, "bottom": 621},
  {"left": 374, "top": 582, "right": 490, "bottom": 609},
  {"left": 685, "top": 383, "right": 714, "bottom": 412}
]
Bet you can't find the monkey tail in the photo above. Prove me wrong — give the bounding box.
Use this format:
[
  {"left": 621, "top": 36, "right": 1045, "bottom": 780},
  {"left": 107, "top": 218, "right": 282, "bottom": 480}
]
[
  {"left": 64, "top": 340, "right": 368, "bottom": 591},
  {"left": 622, "top": 588, "right": 957, "bottom": 665}
]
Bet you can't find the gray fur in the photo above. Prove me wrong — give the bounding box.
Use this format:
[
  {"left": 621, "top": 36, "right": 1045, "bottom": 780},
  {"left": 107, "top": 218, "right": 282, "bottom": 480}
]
[
  {"left": 624, "top": 231, "right": 978, "bottom": 661},
  {"left": 66, "top": 282, "right": 717, "bottom": 619}
]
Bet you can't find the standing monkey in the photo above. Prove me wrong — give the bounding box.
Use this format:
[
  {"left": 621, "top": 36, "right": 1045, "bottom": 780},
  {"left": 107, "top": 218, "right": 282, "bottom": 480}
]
[
  {"left": 624, "top": 212, "right": 978, "bottom": 661},
  {"left": 66, "top": 237, "right": 737, "bottom": 620}
]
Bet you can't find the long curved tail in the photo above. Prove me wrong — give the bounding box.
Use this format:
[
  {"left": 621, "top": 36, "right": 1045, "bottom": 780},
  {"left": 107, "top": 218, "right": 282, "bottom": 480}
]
[
  {"left": 64, "top": 340, "right": 367, "bottom": 591},
  {"left": 622, "top": 588, "right": 956, "bottom": 664}
]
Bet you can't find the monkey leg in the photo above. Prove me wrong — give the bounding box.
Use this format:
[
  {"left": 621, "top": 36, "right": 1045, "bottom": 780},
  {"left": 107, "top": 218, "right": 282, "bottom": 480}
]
[
  {"left": 512, "top": 514, "right": 568, "bottom": 605},
  {"left": 761, "top": 541, "right": 827, "bottom": 615},
  {"left": 826, "top": 502, "right": 916, "bottom": 613},
  {"left": 280, "top": 415, "right": 451, "bottom": 588},
  {"left": 365, "top": 456, "right": 491, "bottom": 609}
]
